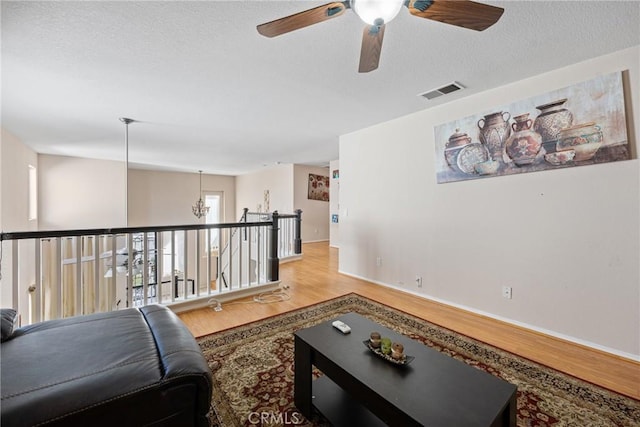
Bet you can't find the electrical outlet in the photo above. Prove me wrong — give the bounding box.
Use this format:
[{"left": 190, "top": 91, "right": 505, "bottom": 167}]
[
  {"left": 376, "top": 257, "right": 382, "bottom": 267},
  {"left": 502, "top": 286, "right": 512, "bottom": 299},
  {"left": 416, "top": 275, "right": 423, "bottom": 288}
]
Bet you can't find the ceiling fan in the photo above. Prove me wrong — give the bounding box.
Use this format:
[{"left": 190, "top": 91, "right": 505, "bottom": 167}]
[{"left": 257, "top": 0, "right": 504, "bottom": 73}]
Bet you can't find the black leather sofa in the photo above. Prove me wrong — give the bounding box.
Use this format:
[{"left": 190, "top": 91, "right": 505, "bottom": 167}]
[{"left": 1, "top": 305, "right": 212, "bottom": 426}]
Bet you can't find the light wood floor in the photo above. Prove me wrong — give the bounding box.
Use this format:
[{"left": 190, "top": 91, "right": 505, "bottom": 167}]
[{"left": 179, "top": 241, "right": 640, "bottom": 400}]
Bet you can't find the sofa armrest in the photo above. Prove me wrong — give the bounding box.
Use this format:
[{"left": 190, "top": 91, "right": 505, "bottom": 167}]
[{"left": 140, "top": 305, "right": 213, "bottom": 419}]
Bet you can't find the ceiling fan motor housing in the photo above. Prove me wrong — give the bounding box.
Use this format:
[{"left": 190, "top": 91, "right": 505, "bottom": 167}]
[{"left": 350, "top": 0, "right": 405, "bottom": 25}]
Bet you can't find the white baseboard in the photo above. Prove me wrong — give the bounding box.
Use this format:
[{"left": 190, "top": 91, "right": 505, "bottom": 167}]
[
  {"left": 338, "top": 270, "right": 640, "bottom": 362},
  {"left": 303, "top": 239, "right": 329, "bottom": 243},
  {"left": 280, "top": 254, "right": 303, "bottom": 264}
]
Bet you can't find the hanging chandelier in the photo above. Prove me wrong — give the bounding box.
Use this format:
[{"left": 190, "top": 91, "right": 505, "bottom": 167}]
[{"left": 192, "top": 170, "right": 210, "bottom": 219}]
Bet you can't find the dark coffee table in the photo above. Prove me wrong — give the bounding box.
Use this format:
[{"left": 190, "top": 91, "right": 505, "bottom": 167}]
[{"left": 294, "top": 312, "right": 517, "bottom": 426}]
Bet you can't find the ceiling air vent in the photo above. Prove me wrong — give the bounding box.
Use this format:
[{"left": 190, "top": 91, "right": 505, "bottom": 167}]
[{"left": 419, "top": 81, "right": 465, "bottom": 100}]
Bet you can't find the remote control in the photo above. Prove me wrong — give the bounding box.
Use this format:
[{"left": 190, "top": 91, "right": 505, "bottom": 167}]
[{"left": 332, "top": 320, "right": 351, "bottom": 334}]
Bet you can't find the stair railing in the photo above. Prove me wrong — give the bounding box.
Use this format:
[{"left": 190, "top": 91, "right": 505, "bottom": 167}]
[
  {"left": 217, "top": 209, "right": 303, "bottom": 291},
  {"left": 243, "top": 209, "right": 303, "bottom": 259},
  {"left": 0, "top": 218, "right": 279, "bottom": 325}
]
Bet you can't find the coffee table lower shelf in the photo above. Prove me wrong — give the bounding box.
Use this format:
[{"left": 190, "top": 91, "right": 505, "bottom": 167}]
[{"left": 312, "top": 376, "right": 386, "bottom": 427}]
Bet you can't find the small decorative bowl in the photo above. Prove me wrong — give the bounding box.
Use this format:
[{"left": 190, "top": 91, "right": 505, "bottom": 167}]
[
  {"left": 556, "top": 122, "right": 603, "bottom": 161},
  {"left": 474, "top": 159, "right": 500, "bottom": 175},
  {"left": 545, "top": 149, "right": 575, "bottom": 166}
]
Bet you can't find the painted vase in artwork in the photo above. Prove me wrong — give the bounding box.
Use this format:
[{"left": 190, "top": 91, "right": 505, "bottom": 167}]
[
  {"left": 533, "top": 98, "right": 574, "bottom": 153},
  {"left": 505, "top": 113, "right": 543, "bottom": 166},
  {"left": 457, "top": 143, "right": 489, "bottom": 175},
  {"left": 477, "top": 111, "right": 511, "bottom": 161},
  {"left": 444, "top": 128, "right": 472, "bottom": 172},
  {"left": 556, "top": 122, "right": 603, "bottom": 161}
]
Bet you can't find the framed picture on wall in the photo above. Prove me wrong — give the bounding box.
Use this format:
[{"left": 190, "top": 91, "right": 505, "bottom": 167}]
[
  {"left": 434, "top": 71, "right": 629, "bottom": 183},
  {"left": 308, "top": 173, "right": 329, "bottom": 201}
]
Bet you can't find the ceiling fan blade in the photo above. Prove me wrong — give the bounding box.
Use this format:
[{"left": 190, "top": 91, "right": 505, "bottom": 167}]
[
  {"left": 407, "top": 0, "right": 504, "bottom": 31},
  {"left": 358, "top": 23, "right": 386, "bottom": 73},
  {"left": 257, "top": 2, "right": 349, "bottom": 37}
]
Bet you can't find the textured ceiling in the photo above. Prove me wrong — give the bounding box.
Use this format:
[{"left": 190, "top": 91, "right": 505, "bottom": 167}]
[{"left": 2, "top": 1, "right": 639, "bottom": 175}]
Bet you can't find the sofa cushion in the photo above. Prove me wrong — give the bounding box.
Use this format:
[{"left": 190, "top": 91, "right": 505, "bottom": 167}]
[{"left": 1, "top": 308, "right": 19, "bottom": 342}]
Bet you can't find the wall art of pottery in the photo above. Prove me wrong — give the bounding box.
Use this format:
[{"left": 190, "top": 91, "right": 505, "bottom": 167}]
[{"left": 434, "top": 71, "right": 629, "bottom": 184}]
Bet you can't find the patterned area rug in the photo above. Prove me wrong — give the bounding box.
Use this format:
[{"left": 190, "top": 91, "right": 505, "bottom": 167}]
[{"left": 197, "top": 294, "right": 640, "bottom": 427}]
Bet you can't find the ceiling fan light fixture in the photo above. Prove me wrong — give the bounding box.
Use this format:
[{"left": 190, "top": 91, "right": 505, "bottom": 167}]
[{"left": 350, "top": 0, "right": 404, "bottom": 25}]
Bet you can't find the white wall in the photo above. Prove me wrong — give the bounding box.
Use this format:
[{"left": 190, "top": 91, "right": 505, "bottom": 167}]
[
  {"left": 128, "top": 169, "right": 235, "bottom": 227},
  {"left": 1, "top": 129, "right": 38, "bottom": 232},
  {"left": 329, "top": 160, "right": 340, "bottom": 248},
  {"left": 235, "top": 164, "right": 294, "bottom": 219},
  {"left": 38, "top": 154, "right": 126, "bottom": 229},
  {"left": 1, "top": 129, "right": 38, "bottom": 313},
  {"left": 293, "top": 165, "right": 330, "bottom": 243},
  {"left": 37, "top": 157, "right": 235, "bottom": 229},
  {"left": 339, "top": 46, "right": 640, "bottom": 359},
  {"left": 236, "top": 164, "right": 330, "bottom": 243}
]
